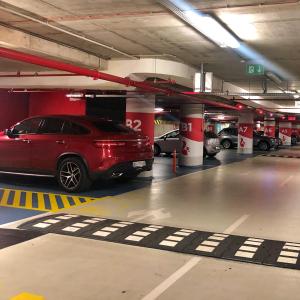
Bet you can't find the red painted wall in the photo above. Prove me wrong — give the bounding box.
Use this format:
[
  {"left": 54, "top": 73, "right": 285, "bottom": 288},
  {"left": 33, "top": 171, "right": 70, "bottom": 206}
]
[
  {"left": 29, "top": 91, "right": 86, "bottom": 116},
  {"left": 0, "top": 92, "right": 29, "bottom": 130}
]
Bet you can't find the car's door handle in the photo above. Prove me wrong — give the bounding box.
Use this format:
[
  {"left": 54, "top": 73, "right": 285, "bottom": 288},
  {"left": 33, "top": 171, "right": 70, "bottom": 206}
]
[
  {"left": 22, "top": 139, "right": 31, "bottom": 144},
  {"left": 56, "top": 140, "right": 65, "bottom": 144}
]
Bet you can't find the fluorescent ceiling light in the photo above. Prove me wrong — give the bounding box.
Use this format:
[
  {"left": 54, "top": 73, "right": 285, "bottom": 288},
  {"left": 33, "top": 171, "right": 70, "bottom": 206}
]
[
  {"left": 155, "top": 107, "right": 164, "bottom": 112},
  {"left": 278, "top": 108, "right": 300, "bottom": 113},
  {"left": 217, "top": 115, "right": 225, "bottom": 120},
  {"left": 184, "top": 11, "right": 240, "bottom": 48}
]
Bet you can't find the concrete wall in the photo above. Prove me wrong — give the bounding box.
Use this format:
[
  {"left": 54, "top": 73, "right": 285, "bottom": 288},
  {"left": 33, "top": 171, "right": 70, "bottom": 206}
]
[
  {"left": 29, "top": 91, "right": 86, "bottom": 116},
  {"left": 0, "top": 92, "right": 29, "bottom": 130}
]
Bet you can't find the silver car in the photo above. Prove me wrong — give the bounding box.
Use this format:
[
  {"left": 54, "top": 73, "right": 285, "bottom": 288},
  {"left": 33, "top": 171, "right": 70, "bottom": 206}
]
[{"left": 154, "top": 129, "right": 220, "bottom": 157}]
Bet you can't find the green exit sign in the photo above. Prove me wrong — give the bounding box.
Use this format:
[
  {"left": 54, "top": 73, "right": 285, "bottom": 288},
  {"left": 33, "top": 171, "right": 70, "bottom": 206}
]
[{"left": 246, "top": 64, "right": 264, "bottom": 75}]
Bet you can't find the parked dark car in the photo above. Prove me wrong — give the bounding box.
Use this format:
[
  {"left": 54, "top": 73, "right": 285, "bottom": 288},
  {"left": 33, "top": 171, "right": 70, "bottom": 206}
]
[
  {"left": 0, "top": 115, "right": 153, "bottom": 192},
  {"left": 256, "top": 130, "right": 281, "bottom": 149},
  {"left": 154, "top": 129, "right": 220, "bottom": 157},
  {"left": 218, "top": 127, "right": 277, "bottom": 151}
]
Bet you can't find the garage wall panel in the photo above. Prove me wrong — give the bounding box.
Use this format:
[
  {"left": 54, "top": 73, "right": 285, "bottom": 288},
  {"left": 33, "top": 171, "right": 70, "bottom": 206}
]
[
  {"left": 29, "top": 92, "right": 86, "bottom": 117},
  {"left": 0, "top": 92, "right": 29, "bottom": 130}
]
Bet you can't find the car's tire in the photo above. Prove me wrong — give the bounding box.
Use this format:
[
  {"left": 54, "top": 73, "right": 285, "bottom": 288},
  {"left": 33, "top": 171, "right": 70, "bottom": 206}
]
[
  {"left": 208, "top": 153, "right": 217, "bottom": 158},
  {"left": 154, "top": 144, "right": 161, "bottom": 156},
  {"left": 57, "top": 157, "right": 91, "bottom": 193},
  {"left": 258, "top": 141, "right": 269, "bottom": 151},
  {"left": 221, "top": 139, "right": 232, "bottom": 149}
]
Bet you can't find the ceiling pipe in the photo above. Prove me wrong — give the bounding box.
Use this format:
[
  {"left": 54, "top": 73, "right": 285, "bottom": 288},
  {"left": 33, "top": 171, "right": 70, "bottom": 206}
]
[
  {"left": 0, "top": 46, "right": 238, "bottom": 110},
  {"left": 0, "top": 73, "right": 82, "bottom": 78}
]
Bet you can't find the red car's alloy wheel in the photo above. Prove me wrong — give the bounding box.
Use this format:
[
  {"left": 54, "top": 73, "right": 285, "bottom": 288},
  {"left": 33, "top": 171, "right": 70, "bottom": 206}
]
[{"left": 59, "top": 161, "right": 82, "bottom": 190}]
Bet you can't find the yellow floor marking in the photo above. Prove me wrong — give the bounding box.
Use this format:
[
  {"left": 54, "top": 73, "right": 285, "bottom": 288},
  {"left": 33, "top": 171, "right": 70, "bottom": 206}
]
[
  {"left": 10, "top": 292, "right": 45, "bottom": 300},
  {"left": 48, "top": 193, "right": 59, "bottom": 212},
  {"left": 37, "top": 192, "right": 47, "bottom": 211},
  {"left": 24, "top": 191, "right": 33, "bottom": 210},
  {"left": 1, "top": 189, "right": 10, "bottom": 205},
  {"left": 0, "top": 188, "right": 108, "bottom": 212},
  {"left": 60, "top": 194, "right": 72, "bottom": 210}
]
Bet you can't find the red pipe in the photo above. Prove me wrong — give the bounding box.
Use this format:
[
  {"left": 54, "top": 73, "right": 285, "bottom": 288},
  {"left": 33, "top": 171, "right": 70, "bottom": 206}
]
[
  {"left": 0, "top": 47, "right": 171, "bottom": 95},
  {"left": 0, "top": 46, "right": 238, "bottom": 110},
  {"left": 0, "top": 73, "right": 81, "bottom": 78}
]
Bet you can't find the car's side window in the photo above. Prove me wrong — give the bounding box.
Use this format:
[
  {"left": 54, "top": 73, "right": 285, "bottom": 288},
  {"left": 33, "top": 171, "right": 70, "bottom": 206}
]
[
  {"left": 62, "top": 121, "right": 90, "bottom": 135},
  {"left": 166, "top": 131, "right": 179, "bottom": 139},
  {"left": 39, "top": 118, "right": 64, "bottom": 134},
  {"left": 13, "top": 118, "right": 42, "bottom": 135}
]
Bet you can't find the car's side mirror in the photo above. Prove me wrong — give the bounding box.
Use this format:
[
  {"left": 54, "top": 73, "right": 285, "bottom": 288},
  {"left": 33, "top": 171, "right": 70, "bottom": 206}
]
[{"left": 4, "top": 129, "right": 14, "bottom": 138}]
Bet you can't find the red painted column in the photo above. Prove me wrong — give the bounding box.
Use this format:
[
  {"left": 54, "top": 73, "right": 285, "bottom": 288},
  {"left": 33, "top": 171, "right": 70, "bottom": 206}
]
[
  {"left": 179, "top": 104, "right": 204, "bottom": 166},
  {"left": 297, "top": 123, "right": 300, "bottom": 138},
  {"left": 264, "top": 118, "right": 276, "bottom": 138},
  {"left": 206, "top": 121, "right": 215, "bottom": 133},
  {"left": 125, "top": 96, "right": 155, "bottom": 145},
  {"left": 238, "top": 112, "right": 254, "bottom": 154},
  {"left": 279, "top": 122, "right": 292, "bottom": 146},
  {"left": 292, "top": 123, "right": 298, "bottom": 138}
]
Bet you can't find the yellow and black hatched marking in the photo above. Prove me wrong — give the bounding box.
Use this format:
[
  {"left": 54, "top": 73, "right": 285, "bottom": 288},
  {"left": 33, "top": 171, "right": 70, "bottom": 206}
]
[{"left": 0, "top": 188, "right": 103, "bottom": 212}]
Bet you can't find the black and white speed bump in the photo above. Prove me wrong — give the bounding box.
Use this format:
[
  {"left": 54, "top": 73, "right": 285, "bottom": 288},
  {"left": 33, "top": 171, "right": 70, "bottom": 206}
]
[{"left": 18, "top": 213, "right": 300, "bottom": 270}]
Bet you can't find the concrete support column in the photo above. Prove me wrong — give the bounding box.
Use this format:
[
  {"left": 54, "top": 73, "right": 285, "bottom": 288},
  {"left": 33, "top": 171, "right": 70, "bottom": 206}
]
[
  {"left": 264, "top": 118, "right": 276, "bottom": 138},
  {"left": 279, "top": 122, "right": 292, "bottom": 146},
  {"left": 238, "top": 112, "right": 254, "bottom": 154},
  {"left": 292, "top": 123, "right": 298, "bottom": 137},
  {"left": 179, "top": 104, "right": 204, "bottom": 167},
  {"left": 126, "top": 96, "right": 155, "bottom": 145},
  {"left": 297, "top": 123, "right": 300, "bottom": 137},
  {"left": 126, "top": 95, "right": 155, "bottom": 177}
]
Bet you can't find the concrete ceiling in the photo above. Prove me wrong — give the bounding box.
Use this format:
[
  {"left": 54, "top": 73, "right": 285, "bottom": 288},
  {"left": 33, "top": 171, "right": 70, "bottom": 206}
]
[{"left": 0, "top": 0, "right": 300, "bottom": 112}]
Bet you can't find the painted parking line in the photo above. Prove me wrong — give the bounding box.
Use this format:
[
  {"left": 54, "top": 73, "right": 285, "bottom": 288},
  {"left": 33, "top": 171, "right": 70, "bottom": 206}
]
[
  {"left": 0, "top": 188, "right": 105, "bottom": 212},
  {"left": 18, "top": 213, "right": 300, "bottom": 271}
]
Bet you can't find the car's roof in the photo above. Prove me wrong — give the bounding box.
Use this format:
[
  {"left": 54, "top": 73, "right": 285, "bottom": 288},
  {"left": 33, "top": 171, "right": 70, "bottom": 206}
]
[{"left": 28, "top": 115, "right": 115, "bottom": 123}]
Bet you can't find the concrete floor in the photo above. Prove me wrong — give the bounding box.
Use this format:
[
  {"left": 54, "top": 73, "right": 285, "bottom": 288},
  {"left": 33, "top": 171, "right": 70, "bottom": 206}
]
[{"left": 1, "top": 148, "right": 300, "bottom": 299}]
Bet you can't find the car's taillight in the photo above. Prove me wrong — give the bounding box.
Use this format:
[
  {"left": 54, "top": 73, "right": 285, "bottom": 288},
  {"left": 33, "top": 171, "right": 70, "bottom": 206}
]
[{"left": 93, "top": 140, "right": 126, "bottom": 148}]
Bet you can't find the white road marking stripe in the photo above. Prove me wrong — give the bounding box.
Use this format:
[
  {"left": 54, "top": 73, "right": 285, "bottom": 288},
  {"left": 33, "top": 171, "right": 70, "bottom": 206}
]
[
  {"left": 112, "top": 223, "right": 128, "bottom": 228},
  {"left": 239, "top": 246, "right": 258, "bottom": 252},
  {"left": 247, "top": 238, "right": 264, "bottom": 243},
  {"left": 235, "top": 251, "right": 255, "bottom": 258},
  {"left": 101, "top": 227, "right": 118, "bottom": 232},
  {"left": 283, "top": 245, "right": 300, "bottom": 251},
  {"left": 133, "top": 231, "right": 151, "bottom": 237},
  {"left": 174, "top": 231, "right": 191, "bottom": 236},
  {"left": 280, "top": 251, "right": 299, "bottom": 258},
  {"left": 196, "top": 245, "right": 215, "bottom": 252},
  {"left": 33, "top": 223, "right": 51, "bottom": 228},
  {"left": 62, "top": 226, "right": 80, "bottom": 232},
  {"left": 208, "top": 236, "right": 225, "bottom": 241},
  {"left": 245, "top": 241, "right": 262, "bottom": 246},
  {"left": 44, "top": 219, "right": 60, "bottom": 224},
  {"left": 142, "top": 214, "right": 249, "bottom": 300},
  {"left": 286, "top": 242, "right": 300, "bottom": 247},
  {"left": 83, "top": 219, "right": 99, "bottom": 224},
  {"left": 93, "top": 231, "right": 111, "bottom": 237},
  {"left": 143, "top": 227, "right": 159, "bottom": 232},
  {"left": 166, "top": 235, "right": 184, "bottom": 242},
  {"left": 277, "top": 256, "right": 297, "bottom": 264},
  {"left": 126, "top": 235, "right": 144, "bottom": 242},
  {"left": 201, "top": 240, "right": 219, "bottom": 247},
  {"left": 159, "top": 240, "right": 178, "bottom": 247},
  {"left": 279, "top": 175, "right": 294, "bottom": 188},
  {"left": 72, "top": 223, "right": 89, "bottom": 228}
]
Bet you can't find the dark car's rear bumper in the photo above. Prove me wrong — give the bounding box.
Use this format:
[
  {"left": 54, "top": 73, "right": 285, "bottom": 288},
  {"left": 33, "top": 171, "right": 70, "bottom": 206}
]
[{"left": 91, "top": 158, "right": 154, "bottom": 180}]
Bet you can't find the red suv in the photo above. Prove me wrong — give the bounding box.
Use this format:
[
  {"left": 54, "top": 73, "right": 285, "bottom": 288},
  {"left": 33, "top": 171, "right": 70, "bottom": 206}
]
[{"left": 0, "top": 115, "right": 153, "bottom": 192}]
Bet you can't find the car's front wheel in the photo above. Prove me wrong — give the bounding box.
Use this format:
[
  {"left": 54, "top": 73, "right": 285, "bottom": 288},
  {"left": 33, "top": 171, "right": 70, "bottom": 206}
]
[
  {"left": 221, "top": 139, "right": 232, "bottom": 149},
  {"left": 57, "top": 157, "right": 91, "bottom": 193}
]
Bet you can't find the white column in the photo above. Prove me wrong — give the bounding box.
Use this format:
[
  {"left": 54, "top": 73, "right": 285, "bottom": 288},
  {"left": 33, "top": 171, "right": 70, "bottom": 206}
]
[
  {"left": 264, "top": 118, "right": 276, "bottom": 137},
  {"left": 238, "top": 112, "right": 254, "bottom": 154},
  {"left": 179, "top": 104, "right": 204, "bottom": 167},
  {"left": 279, "top": 122, "right": 292, "bottom": 146},
  {"left": 126, "top": 95, "right": 155, "bottom": 177}
]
